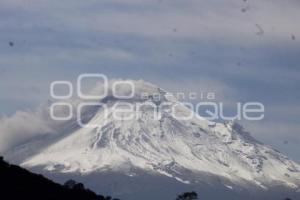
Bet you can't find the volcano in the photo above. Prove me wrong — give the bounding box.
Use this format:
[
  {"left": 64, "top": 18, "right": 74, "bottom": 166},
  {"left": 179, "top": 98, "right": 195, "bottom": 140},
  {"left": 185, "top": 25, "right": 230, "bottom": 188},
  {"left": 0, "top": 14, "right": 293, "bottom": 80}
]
[{"left": 4, "top": 80, "right": 300, "bottom": 200}]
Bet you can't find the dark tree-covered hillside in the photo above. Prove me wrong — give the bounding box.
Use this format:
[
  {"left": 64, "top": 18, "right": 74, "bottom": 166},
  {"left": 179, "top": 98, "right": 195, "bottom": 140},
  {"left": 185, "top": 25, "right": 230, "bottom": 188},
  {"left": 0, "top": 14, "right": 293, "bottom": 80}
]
[
  {"left": 176, "top": 191, "right": 198, "bottom": 200},
  {"left": 0, "top": 156, "right": 116, "bottom": 200}
]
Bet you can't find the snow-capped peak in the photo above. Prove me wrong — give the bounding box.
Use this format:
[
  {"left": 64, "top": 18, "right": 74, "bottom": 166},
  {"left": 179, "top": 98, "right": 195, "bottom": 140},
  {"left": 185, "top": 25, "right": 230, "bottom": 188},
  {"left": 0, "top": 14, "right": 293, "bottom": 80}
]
[{"left": 7, "top": 79, "right": 300, "bottom": 190}]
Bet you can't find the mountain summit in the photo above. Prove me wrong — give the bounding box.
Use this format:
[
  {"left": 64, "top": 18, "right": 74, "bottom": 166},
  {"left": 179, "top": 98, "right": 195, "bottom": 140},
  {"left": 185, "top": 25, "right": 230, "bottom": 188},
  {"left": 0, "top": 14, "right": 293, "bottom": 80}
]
[{"left": 5, "top": 80, "right": 300, "bottom": 200}]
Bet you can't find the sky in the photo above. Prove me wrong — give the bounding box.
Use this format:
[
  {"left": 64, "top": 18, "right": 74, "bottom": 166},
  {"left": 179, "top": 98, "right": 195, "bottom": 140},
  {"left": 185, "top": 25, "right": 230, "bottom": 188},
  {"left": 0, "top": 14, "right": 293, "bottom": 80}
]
[{"left": 0, "top": 0, "right": 299, "bottom": 162}]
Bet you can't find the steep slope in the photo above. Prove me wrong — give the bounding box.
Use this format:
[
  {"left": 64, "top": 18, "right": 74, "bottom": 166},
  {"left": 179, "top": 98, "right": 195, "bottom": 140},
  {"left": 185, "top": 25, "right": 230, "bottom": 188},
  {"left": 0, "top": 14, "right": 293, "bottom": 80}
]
[{"left": 4, "top": 80, "right": 300, "bottom": 199}]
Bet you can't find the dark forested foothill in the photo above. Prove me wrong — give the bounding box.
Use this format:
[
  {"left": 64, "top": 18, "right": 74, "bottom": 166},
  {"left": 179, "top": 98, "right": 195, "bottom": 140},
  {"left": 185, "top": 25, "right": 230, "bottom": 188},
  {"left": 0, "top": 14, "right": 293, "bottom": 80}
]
[{"left": 0, "top": 156, "right": 116, "bottom": 200}]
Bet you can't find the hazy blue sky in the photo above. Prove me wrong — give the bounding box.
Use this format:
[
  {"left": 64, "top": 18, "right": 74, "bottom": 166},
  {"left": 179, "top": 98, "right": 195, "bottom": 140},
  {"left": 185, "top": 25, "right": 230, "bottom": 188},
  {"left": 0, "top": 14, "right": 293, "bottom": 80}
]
[{"left": 0, "top": 0, "right": 299, "bottom": 162}]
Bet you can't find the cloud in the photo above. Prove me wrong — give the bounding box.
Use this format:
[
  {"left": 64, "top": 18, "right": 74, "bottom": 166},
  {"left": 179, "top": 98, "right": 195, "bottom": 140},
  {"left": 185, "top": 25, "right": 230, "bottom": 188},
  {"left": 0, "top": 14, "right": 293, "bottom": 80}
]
[
  {"left": 0, "top": 107, "right": 53, "bottom": 153},
  {"left": 2, "top": 0, "right": 299, "bottom": 43},
  {"left": 0, "top": 101, "right": 78, "bottom": 153},
  {"left": 14, "top": 0, "right": 300, "bottom": 42}
]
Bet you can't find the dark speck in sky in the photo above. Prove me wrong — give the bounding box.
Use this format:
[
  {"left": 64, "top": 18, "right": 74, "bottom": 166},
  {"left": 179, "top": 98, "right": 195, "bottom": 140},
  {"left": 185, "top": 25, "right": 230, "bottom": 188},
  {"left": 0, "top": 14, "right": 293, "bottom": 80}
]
[
  {"left": 291, "top": 34, "right": 296, "bottom": 40},
  {"left": 9, "top": 41, "right": 14, "bottom": 47},
  {"left": 241, "top": 6, "right": 250, "bottom": 13},
  {"left": 255, "top": 24, "right": 264, "bottom": 36}
]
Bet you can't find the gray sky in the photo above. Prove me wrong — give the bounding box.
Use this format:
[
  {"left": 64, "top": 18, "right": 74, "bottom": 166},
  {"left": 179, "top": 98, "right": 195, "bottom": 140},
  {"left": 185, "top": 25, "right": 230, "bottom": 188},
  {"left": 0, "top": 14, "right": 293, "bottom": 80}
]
[{"left": 0, "top": 0, "right": 299, "bottom": 162}]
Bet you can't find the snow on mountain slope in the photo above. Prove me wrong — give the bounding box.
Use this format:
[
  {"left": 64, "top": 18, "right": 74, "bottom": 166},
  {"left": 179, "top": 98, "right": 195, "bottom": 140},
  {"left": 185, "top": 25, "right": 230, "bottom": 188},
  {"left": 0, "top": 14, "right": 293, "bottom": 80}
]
[{"left": 10, "top": 80, "right": 300, "bottom": 190}]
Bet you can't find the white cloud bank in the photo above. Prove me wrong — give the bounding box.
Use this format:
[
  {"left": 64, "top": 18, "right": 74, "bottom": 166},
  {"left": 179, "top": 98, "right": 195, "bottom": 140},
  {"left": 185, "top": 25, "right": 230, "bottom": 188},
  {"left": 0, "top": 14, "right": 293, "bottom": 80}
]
[
  {"left": 0, "top": 107, "right": 54, "bottom": 153},
  {"left": 2, "top": 0, "right": 298, "bottom": 43},
  {"left": 0, "top": 102, "right": 76, "bottom": 153}
]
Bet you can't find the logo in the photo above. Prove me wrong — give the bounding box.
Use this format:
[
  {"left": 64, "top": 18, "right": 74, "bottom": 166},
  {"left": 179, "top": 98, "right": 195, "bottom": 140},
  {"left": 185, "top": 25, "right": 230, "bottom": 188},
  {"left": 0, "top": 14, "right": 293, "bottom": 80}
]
[{"left": 50, "top": 74, "right": 265, "bottom": 127}]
